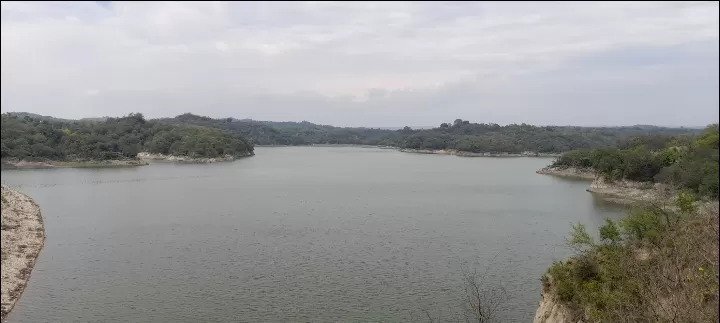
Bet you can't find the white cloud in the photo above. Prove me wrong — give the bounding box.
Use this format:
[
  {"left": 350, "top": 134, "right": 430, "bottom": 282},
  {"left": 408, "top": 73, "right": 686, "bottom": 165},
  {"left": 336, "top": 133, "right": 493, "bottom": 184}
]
[{"left": 1, "top": 1, "right": 718, "bottom": 126}]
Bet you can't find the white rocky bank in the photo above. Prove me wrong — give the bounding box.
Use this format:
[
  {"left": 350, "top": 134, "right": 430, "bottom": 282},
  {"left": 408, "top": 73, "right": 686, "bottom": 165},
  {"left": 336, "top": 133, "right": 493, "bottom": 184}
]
[
  {"left": 137, "top": 151, "right": 251, "bottom": 163},
  {"left": 533, "top": 275, "right": 582, "bottom": 323},
  {"left": 1, "top": 185, "right": 45, "bottom": 321}
]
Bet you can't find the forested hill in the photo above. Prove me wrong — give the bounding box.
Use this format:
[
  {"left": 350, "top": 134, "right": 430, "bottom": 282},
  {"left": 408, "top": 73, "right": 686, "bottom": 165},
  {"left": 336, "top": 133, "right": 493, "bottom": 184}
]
[
  {"left": 1, "top": 113, "right": 254, "bottom": 162},
  {"left": 160, "top": 114, "right": 700, "bottom": 153}
]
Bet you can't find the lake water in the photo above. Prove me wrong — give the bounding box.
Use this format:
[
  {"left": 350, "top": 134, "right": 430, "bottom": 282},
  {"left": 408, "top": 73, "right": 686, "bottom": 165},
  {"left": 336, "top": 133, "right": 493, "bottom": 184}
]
[{"left": 1, "top": 147, "right": 625, "bottom": 323}]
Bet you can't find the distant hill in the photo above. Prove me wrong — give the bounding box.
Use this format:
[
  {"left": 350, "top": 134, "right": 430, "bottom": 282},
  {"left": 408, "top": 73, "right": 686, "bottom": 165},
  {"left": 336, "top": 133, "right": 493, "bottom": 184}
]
[
  {"left": 157, "top": 113, "right": 702, "bottom": 153},
  {"left": 5, "top": 112, "right": 74, "bottom": 123},
  {"left": 6, "top": 112, "right": 108, "bottom": 123}
]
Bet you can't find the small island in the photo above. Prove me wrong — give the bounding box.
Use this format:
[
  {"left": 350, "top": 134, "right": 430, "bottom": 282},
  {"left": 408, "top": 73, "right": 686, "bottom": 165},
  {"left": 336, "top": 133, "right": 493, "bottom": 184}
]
[{"left": 1, "top": 113, "right": 254, "bottom": 169}]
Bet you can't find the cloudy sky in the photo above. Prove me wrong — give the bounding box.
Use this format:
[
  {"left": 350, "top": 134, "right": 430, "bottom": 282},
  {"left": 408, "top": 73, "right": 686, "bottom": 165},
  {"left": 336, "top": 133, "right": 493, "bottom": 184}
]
[{"left": 1, "top": 1, "right": 718, "bottom": 127}]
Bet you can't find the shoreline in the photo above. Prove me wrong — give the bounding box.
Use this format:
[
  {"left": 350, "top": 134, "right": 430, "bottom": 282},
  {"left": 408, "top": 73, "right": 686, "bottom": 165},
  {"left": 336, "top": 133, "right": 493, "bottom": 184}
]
[
  {"left": 257, "top": 145, "right": 561, "bottom": 156},
  {"left": 1, "top": 150, "right": 256, "bottom": 169},
  {"left": 1, "top": 159, "right": 148, "bottom": 170},
  {"left": 536, "top": 166, "right": 666, "bottom": 205},
  {"left": 1, "top": 185, "right": 45, "bottom": 321},
  {"left": 256, "top": 144, "right": 396, "bottom": 149},
  {"left": 399, "top": 148, "right": 560, "bottom": 157},
  {"left": 535, "top": 166, "right": 596, "bottom": 180},
  {"left": 136, "top": 151, "right": 254, "bottom": 164}
]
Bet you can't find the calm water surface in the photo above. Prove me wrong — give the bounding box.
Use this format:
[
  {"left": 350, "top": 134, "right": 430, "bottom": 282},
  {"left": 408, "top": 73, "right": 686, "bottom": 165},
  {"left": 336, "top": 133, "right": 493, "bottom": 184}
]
[{"left": 2, "top": 147, "right": 625, "bottom": 323}]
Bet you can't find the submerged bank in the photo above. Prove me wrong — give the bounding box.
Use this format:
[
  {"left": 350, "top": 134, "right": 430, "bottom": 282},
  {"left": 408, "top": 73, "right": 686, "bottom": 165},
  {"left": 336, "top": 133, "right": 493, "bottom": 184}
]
[{"left": 1, "top": 185, "right": 45, "bottom": 321}]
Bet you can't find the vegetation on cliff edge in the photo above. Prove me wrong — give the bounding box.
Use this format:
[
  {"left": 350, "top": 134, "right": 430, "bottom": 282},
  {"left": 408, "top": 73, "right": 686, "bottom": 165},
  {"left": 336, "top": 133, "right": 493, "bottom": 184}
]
[{"left": 546, "top": 194, "right": 718, "bottom": 322}]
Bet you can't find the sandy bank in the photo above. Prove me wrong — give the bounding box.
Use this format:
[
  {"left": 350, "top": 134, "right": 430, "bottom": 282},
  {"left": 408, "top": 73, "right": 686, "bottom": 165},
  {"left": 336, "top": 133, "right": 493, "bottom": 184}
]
[
  {"left": 399, "top": 148, "right": 560, "bottom": 157},
  {"left": 1, "top": 185, "right": 45, "bottom": 321}
]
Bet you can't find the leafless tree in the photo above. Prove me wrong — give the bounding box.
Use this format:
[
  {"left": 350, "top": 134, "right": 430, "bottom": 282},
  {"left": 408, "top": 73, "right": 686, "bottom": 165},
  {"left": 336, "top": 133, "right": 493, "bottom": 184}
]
[
  {"left": 423, "top": 252, "right": 509, "bottom": 323},
  {"left": 460, "top": 264, "right": 508, "bottom": 323}
]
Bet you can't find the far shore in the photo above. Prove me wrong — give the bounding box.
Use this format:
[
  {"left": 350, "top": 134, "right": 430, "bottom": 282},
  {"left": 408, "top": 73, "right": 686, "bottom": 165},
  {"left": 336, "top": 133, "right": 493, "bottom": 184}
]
[
  {"left": 399, "top": 148, "right": 561, "bottom": 157},
  {"left": 257, "top": 145, "right": 562, "bottom": 157},
  {"left": 1, "top": 150, "right": 257, "bottom": 170},
  {"left": 255, "top": 144, "right": 396, "bottom": 149}
]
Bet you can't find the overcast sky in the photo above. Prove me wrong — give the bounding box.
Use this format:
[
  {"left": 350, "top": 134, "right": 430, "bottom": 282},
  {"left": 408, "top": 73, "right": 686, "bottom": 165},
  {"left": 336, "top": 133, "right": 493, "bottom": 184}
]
[{"left": 1, "top": 1, "right": 718, "bottom": 127}]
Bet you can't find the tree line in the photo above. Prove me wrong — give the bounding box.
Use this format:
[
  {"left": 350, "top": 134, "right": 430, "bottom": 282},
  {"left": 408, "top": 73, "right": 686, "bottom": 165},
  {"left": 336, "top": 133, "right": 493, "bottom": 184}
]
[
  {"left": 3, "top": 111, "right": 706, "bottom": 162},
  {"left": 1, "top": 113, "right": 254, "bottom": 161},
  {"left": 551, "top": 124, "right": 719, "bottom": 198},
  {"left": 160, "top": 114, "right": 700, "bottom": 153}
]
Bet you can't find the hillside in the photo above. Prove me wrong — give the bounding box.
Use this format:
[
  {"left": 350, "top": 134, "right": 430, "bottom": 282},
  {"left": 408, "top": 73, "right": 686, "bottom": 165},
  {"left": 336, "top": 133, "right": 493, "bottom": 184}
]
[{"left": 535, "top": 124, "right": 719, "bottom": 323}]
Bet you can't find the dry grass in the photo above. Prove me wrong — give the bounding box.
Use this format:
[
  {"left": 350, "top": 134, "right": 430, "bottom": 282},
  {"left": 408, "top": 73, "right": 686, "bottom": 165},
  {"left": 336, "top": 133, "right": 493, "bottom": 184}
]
[{"left": 544, "top": 197, "right": 719, "bottom": 323}]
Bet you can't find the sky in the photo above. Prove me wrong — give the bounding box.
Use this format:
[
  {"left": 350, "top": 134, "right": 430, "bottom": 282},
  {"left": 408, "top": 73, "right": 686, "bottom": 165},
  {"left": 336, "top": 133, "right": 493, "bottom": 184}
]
[{"left": 1, "top": 1, "right": 719, "bottom": 128}]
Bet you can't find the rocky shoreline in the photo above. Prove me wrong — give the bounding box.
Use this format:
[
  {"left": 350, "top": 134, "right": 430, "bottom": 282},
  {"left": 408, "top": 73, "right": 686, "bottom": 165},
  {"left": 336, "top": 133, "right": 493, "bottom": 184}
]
[
  {"left": 1, "top": 159, "right": 148, "bottom": 169},
  {"left": 399, "top": 148, "right": 560, "bottom": 157},
  {"left": 535, "top": 166, "right": 670, "bottom": 205},
  {"left": 136, "top": 151, "right": 254, "bottom": 164},
  {"left": 533, "top": 275, "right": 576, "bottom": 323},
  {"left": 1, "top": 150, "right": 256, "bottom": 169},
  {"left": 1, "top": 185, "right": 45, "bottom": 321}
]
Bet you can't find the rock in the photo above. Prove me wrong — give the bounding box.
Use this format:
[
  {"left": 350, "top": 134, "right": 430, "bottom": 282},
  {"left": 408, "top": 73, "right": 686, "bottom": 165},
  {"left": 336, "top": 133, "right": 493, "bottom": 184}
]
[
  {"left": 1, "top": 185, "right": 45, "bottom": 321},
  {"left": 533, "top": 275, "right": 582, "bottom": 323},
  {"left": 136, "top": 152, "right": 252, "bottom": 164},
  {"left": 536, "top": 167, "right": 596, "bottom": 180}
]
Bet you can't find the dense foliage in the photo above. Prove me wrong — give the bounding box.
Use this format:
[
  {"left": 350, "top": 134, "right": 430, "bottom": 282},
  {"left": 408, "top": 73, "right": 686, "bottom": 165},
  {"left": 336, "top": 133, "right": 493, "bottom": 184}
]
[
  {"left": 3, "top": 111, "right": 706, "bottom": 162},
  {"left": 551, "top": 124, "right": 719, "bottom": 198},
  {"left": 160, "top": 114, "right": 699, "bottom": 154},
  {"left": 547, "top": 195, "right": 718, "bottom": 322},
  {"left": 1, "top": 113, "right": 253, "bottom": 161}
]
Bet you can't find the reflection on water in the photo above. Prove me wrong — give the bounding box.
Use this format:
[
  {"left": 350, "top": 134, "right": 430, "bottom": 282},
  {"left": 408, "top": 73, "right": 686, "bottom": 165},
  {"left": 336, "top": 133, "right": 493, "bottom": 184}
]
[{"left": 2, "top": 147, "right": 625, "bottom": 323}]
